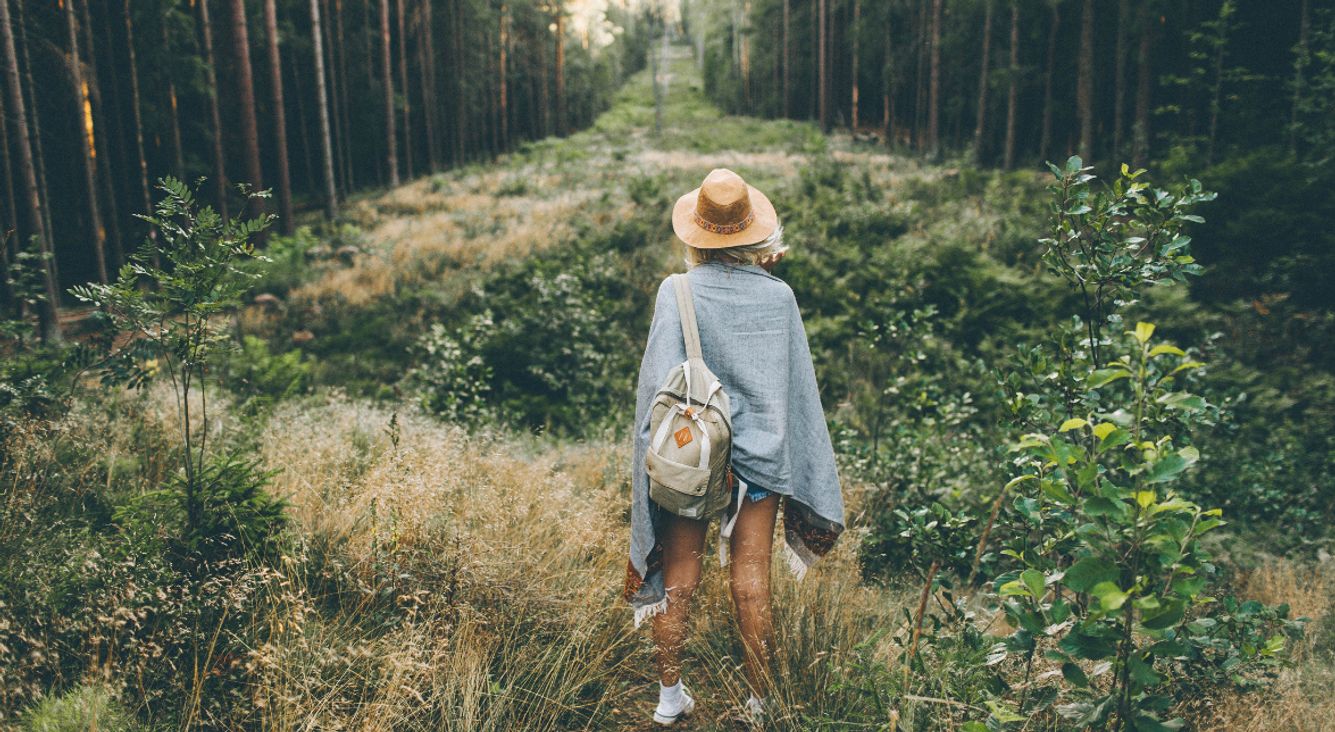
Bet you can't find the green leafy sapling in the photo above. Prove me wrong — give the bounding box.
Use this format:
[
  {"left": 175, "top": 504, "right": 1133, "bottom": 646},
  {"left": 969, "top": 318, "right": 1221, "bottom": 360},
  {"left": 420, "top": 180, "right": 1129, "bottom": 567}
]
[{"left": 71, "top": 178, "right": 274, "bottom": 538}]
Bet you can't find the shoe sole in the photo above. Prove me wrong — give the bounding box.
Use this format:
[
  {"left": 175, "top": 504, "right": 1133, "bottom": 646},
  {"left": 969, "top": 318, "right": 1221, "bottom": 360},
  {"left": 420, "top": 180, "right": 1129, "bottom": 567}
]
[{"left": 652, "top": 696, "right": 696, "bottom": 726}]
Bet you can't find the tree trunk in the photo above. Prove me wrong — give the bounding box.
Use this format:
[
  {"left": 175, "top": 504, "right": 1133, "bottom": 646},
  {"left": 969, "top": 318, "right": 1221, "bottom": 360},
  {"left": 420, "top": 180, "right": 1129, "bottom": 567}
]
[
  {"left": 15, "top": 0, "right": 52, "bottom": 258},
  {"left": 851, "top": 0, "right": 860, "bottom": 130},
  {"left": 197, "top": 0, "right": 229, "bottom": 219},
  {"left": 1132, "top": 3, "right": 1153, "bottom": 168},
  {"left": 161, "top": 22, "right": 185, "bottom": 179},
  {"left": 228, "top": 0, "right": 266, "bottom": 221},
  {"left": 1077, "top": 0, "right": 1094, "bottom": 159},
  {"left": 264, "top": 0, "right": 295, "bottom": 233},
  {"left": 1039, "top": 1, "right": 1060, "bottom": 161},
  {"left": 973, "top": 0, "right": 994, "bottom": 161},
  {"left": 122, "top": 0, "right": 154, "bottom": 237},
  {"left": 1205, "top": 1, "right": 1234, "bottom": 166},
  {"left": 309, "top": 0, "right": 338, "bottom": 219},
  {"left": 818, "top": 0, "right": 828, "bottom": 131},
  {"left": 1003, "top": 0, "right": 1019, "bottom": 169},
  {"left": 1290, "top": 0, "right": 1310, "bottom": 152},
  {"left": 1113, "top": 0, "right": 1129, "bottom": 157},
  {"left": 84, "top": 0, "right": 123, "bottom": 269},
  {"left": 927, "top": 0, "right": 942, "bottom": 157},
  {"left": 397, "top": 0, "right": 413, "bottom": 177},
  {"left": 65, "top": 0, "right": 108, "bottom": 283},
  {"left": 499, "top": 2, "right": 509, "bottom": 149},
  {"left": 1, "top": 0, "right": 60, "bottom": 341},
  {"left": 882, "top": 2, "right": 893, "bottom": 143},
  {"left": 289, "top": 43, "right": 315, "bottom": 192},
  {"left": 782, "top": 0, "right": 790, "bottom": 118},
  {"left": 0, "top": 90, "right": 15, "bottom": 244},
  {"left": 333, "top": 0, "right": 354, "bottom": 188},
  {"left": 554, "top": 4, "right": 566, "bottom": 136},
  {"left": 419, "top": 0, "right": 440, "bottom": 170},
  {"left": 914, "top": 0, "right": 926, "bottom": 148},
  {"left": 378, "top": 0, "right": 399, "bottom": 186}
]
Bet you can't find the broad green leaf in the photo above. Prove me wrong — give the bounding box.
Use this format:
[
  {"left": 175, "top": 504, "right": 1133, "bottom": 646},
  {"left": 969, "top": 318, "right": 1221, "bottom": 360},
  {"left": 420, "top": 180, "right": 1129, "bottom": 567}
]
[
  {"left": 1141, "top": 599, "right": 1186, "bottom": 630},
  {"left": 1145, "top": 455, "right": 1190, "bottom": 484},
  {"left": 1136, "top": 490, "right": 1157, "bottom": 509},
  {"left": 1149, "top": 344, "right": 1186, "bottom": 357},
  {"left": 1062, "top": 662, "right": 1090, "bottom": 687},
  {"left": 1134, "top": 322, "right": 1156, "bottom": 344},
  {"left": 1091, "top": 581, "right": 1129, "bottom": 611},
  {"left": 1060, "top": 417, "right": 1089, "bottom": 432},
  {"left": 1022, "top": 569, "right": 1046, "bottom": 600},
  {"left": 1064, "top": 557, "right": 1119, "bottom": 593},
  {"left": 1092, "top": 422, "right": 1117, "bottom": 441},
  {"left": 1088, "top": 368, "right": 1131, "bottom": 388}
]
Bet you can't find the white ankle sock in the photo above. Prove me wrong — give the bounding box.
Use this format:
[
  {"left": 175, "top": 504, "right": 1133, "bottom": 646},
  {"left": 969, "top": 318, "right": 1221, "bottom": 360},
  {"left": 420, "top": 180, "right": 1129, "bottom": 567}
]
[{"left": 658, "top": 680, "right": 685, "bottom": 712}]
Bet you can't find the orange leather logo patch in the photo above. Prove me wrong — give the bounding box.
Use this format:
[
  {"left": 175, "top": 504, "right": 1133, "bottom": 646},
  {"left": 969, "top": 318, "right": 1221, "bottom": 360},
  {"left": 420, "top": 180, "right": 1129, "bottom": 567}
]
[{"left": 674, "top": 427, "right": 693, "bottom": 449}]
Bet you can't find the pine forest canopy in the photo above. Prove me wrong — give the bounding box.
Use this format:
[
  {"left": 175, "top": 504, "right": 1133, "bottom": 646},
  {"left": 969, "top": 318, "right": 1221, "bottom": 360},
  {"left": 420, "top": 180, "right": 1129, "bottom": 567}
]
[
  {"left": 0, "top": 0, "right": 666, "bottom": 340},
  {"left": 686, "top": 0, "right": 1321, "bottom": 167},
  {"left": 2, "top": 0, "right": 1331, "bottom": 342}
]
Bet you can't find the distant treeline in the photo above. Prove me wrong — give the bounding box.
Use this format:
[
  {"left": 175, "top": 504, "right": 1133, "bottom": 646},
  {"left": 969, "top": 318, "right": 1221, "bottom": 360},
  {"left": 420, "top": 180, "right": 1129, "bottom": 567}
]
[
  {"left": 686, "top": 0, "right": 1328, "bottom": 169},
  {"left": 1, "top": 0, "right": 655, "bottom": 340}
]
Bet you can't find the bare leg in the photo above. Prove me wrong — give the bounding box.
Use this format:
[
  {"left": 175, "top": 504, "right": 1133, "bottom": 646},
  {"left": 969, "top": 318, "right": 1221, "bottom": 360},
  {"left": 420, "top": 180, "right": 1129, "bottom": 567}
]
[
  {"left": 729, "top": 493, "right": 780, "bottom": 698},
  {"left": 652, "top": 512, "right": 708, "bottom": 687}
]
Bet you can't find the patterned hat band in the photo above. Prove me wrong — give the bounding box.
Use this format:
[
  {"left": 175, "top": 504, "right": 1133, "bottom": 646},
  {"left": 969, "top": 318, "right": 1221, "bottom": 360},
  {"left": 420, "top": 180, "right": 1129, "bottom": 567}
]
[{"left": 692, "top": 208, "right": 755, "bottom": 235}]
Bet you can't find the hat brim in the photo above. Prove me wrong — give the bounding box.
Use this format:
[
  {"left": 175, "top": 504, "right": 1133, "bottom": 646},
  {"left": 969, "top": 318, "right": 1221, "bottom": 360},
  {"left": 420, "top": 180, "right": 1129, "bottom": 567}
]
[{"left": 671, "top": 184, "right": 779, "bottom": 249}]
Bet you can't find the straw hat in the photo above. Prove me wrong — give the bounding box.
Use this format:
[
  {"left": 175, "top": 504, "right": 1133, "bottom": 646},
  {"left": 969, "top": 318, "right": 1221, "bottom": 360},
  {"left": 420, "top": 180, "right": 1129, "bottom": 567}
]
[{"left": 671, "top": 168, "right": 779, "bottom": 249}]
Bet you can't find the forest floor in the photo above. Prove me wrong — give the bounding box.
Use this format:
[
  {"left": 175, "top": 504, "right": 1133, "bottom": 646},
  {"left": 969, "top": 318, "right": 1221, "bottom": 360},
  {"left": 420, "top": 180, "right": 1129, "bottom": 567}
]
[
  {"left": 230, "top": 42, "right": 1335, "bottom": 731},
  {"left": 13, "top": 41, "right": 1320, "bottom": 731}
]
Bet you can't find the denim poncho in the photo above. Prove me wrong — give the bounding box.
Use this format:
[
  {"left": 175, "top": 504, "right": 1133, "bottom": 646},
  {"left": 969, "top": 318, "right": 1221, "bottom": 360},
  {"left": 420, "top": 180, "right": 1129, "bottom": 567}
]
[{"left": 624, "top": 262, "right": 846, "bottom": 627}]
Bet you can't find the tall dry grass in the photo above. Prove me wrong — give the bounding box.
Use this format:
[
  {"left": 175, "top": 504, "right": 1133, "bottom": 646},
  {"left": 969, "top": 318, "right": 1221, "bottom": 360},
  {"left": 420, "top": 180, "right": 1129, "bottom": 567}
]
[{"left": 245, "top": 399, "right": 915, "bottom": 730}]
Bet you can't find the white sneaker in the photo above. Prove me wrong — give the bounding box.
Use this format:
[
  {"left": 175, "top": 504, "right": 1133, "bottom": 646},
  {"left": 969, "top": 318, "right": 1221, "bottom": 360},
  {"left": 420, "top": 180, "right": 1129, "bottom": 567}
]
[{"left": 652, "top": 685, "right": 696, "bottom": 726}]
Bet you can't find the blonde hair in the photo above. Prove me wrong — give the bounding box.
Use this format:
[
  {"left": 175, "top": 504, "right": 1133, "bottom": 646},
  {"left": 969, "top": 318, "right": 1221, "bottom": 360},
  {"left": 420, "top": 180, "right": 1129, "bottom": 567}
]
[{"left": 684, "top": 225, "right": 787, "bottom": 268}]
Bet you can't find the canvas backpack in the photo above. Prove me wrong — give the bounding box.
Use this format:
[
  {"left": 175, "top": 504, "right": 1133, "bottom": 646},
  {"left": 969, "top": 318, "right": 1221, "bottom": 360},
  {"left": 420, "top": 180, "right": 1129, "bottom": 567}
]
[{"left": 645, "top": 275, "right": 743, "bottom": 525}]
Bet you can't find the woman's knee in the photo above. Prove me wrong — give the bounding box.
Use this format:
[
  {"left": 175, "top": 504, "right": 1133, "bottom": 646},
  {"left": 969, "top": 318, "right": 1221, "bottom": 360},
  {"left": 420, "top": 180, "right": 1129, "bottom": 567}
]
[{"left": 729, "top": 572, "right": 771, "bottom": 608}]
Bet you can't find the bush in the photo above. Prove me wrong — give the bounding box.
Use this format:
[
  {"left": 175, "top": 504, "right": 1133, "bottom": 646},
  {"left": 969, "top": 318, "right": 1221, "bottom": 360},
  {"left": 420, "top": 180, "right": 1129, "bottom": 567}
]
[{"left": 20, "top": 683, "right": 143, "bottom": 732}]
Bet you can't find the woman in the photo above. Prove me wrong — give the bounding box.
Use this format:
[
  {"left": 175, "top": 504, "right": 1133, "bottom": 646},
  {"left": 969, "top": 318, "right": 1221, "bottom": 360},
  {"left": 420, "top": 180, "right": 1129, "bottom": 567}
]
[{"left": 624, "top": 168, "right": 846, "bottom": 726}]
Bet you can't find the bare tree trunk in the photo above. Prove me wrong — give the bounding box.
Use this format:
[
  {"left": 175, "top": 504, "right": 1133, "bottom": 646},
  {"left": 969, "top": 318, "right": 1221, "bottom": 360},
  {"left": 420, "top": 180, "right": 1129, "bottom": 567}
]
[
  {"left": 1290, "top": 0, "right": 1310, "bottom": 152},
  {"left": 782, "top": 0, "right": 790, "bottom": 118},
  {"left": 1132, "top": 3, "right": 1153, "bottom": 167},
  {"left": 228, "top": 0, "right": 266, "bottom": 221},
  {"left": 0, "top": 91, "right": 15, "bottom": 242},
  {"left": 378, "top": 0, "right": 400, "bottom": 186},
  {"left": 122, "top": 0, "right": 153, "bottom": 236},
  {"left": 264, "top": 0, "right": 295, "bottom": 233},
  {"left": 914, "top": 0, "right": 926, "bottom": 148},
  {"left": 65, "top": 0, "right": 108, "bottom": 283},
  {"left": 1077, "top": 0, "right": 1094, "bottom": 159},
  {"left": 83, "top": 0, "right": 123, "bottom": 269},
  {"left": 334, "top": 0, "right": 354, "bottom": 188},
  {"left": 499, "top": 2, "right": 509, "bottom": 149},
  {"left": 419, "top": 0, "right": 441, "bottom": 170},
  {"left": 1205, "top": 1, "right": 1234, "bottom": 166},
  {"left": 1003, "top": 0, "right": 1019, "bottom": 169},
  {"left": 883, "top": 4, "right": 895, "bottom": 145},
  {"left": 309, "top": 0, "right": 338, "bottom": 219},
  {"left": 289, "top": 44, "right": 315, "bottom": 191},
  {"left": 1, "top": 0, "right": 60, "bottom": 341},
  {"left": 1039, "top": 1, "right": 1060, "bottom": 161},
  {"left": 973, "top": 0, "right": 994, "bottom": 161},
  {"left": 818, "top": 0, "right": 828, "bottom": 131},
  {"left": 927, "top": 0, "right": 942, "bottom": 157},
  {"left": 554, "top": 3, "right": 566, "bottom": 136},
  {"left": 851, "top": 0, "right": 860, "bottom": 130},
  {"left": 15, "top": 0, "right": 51, "bottom": 255},
  {"left": 1114, "top": 0, "right": 1129, "bottom": 157},
  {"left": 161, "top": 22, "right": 185, "bottom": 179},
  {"left": 397, "top": 0, "right": 414, "bottom": 177},
  {"left": 197, "top": 0, "right": 229, "bottom": 219}
]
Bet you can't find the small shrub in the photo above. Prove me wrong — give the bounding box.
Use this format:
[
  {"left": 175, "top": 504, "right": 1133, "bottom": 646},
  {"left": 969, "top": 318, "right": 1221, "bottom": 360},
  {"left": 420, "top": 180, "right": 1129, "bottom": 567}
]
[{"left": 20, "top": 683, "right": 142, "bottom": 732}]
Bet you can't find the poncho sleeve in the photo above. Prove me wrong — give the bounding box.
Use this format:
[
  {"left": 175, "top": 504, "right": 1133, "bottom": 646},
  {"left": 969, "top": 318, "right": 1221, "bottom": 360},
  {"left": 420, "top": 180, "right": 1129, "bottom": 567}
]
[{"left": 624, "top": 278, "right": 685, "bottom": 622}]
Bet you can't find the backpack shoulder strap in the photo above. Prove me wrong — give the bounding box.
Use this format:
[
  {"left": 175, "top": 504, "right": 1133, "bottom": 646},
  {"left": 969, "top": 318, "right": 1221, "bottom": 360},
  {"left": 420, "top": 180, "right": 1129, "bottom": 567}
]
[{"left": 672, "top": 274, "right": 704, "bottom": 362}]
